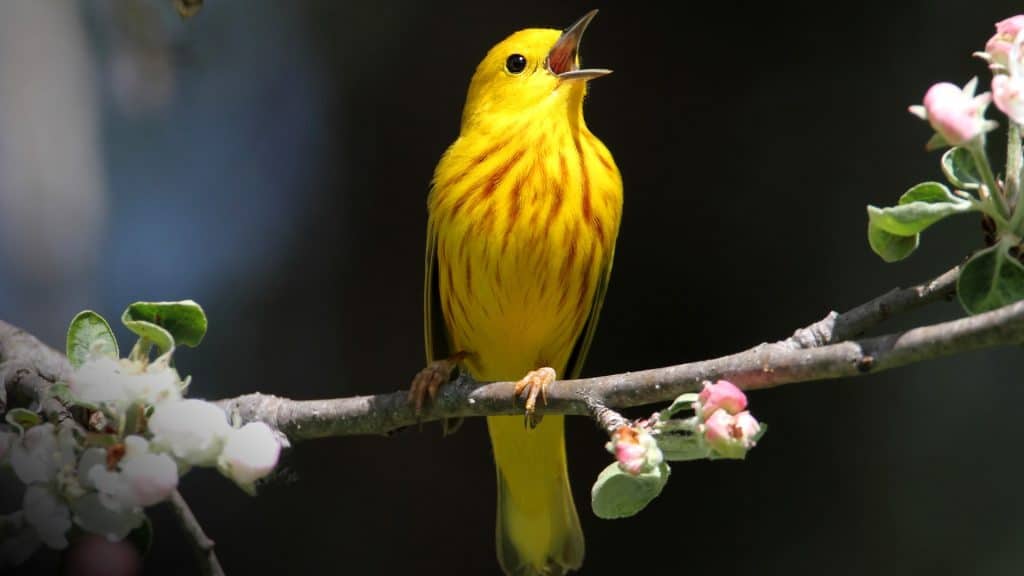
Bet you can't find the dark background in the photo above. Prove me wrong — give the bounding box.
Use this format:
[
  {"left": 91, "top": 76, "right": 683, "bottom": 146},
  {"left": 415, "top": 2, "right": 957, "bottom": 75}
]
[{"left": 3, "top": 1, "right": 1024, "bottom": 574}]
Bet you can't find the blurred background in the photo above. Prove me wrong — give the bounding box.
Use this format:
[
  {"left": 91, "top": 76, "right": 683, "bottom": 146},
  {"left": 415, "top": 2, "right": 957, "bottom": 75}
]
[{"left": 2, "top": 0, "right": 1023, "bottom": 574}]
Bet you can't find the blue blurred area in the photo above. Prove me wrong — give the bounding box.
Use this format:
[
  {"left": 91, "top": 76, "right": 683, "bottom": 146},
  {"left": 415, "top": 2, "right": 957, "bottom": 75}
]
[
  {"left": 0, "top": 0, "right": 331, "bottom": 350},
  {"left": 99, "top": 0, "right": 327, "bottom": 305}
]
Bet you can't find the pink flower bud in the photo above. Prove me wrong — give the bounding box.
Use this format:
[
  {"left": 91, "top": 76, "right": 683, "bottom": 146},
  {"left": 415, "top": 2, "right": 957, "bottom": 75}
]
[
  {"left": 615, "top": 440, "right": 647, "bottom": 475},
  {"left": 702, "top": 409, "right": 761, "bottom": 459},
  {"left": 911, "top": 81, "right": 993, "bottom": 146},
  {"left": 993, "top": 74, "right": 1024, "bottom": 125},
  {"left": 733, "top": 411, "right": 761, "bottom": 441},
  {"left": 702, "top": 410, "right": 733, "bottom": 444},
  {"left": 608, "top": 426, "right": 662, "bottom": 475},
  {"left": 985, "top": 15, "right": 1024, "bottom": 69},
  {"left": 696, "top": 380, "right": 747, "bottom": 419}
]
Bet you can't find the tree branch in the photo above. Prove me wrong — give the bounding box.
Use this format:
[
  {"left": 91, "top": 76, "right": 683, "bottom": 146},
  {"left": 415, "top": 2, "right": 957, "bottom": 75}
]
[
  {"left": 168, "top": 490, "right": 225, "bottom": 576},
  {"left": 584, "top": 396, "right": 630, "bottom": 436},
  {"left": 0, "top": 266, "right": 976, "bottom": 573},
  {"left": 0, "top": 320, "right": 73, "bottom": 422},
  {"left": 787, "top": 265, "right": 958, "bottom": 347},
  {"left": 218, "top": 266, "right": 982, "bottom": 440},
  {"left": 0, "top": 264, "right": 973, "bottom": 444}
]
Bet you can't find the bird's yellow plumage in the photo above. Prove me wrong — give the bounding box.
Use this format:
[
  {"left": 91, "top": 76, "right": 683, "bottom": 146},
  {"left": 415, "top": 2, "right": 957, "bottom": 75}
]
[{"left": 421, "top": 11, "right": 622, "bottom": 575}]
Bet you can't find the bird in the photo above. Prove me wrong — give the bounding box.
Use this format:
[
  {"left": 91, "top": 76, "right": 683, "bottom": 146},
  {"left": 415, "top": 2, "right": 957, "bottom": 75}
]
[{"left": 410, "top": 10, "right": 622, "bottom": 575}]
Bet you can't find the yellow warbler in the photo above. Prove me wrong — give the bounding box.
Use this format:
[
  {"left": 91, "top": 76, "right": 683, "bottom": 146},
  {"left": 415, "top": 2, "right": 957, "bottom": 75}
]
[{"left": 411, "top": 10, "right": 622, "bottom": 575}]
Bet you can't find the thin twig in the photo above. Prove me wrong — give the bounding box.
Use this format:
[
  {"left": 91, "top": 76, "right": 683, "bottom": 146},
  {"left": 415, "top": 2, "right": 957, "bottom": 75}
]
[
  {"left": 168, "top": 490, "right": 225, "bottom": 576},
  {"left": 584, "top": 396, "right": 629, "bottom": 435},
  {"left": 788, "top": 265, "right": 958, "bottom": 347}
]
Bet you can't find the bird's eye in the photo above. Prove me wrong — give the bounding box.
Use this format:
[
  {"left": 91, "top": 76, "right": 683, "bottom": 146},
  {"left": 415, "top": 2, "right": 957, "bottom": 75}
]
[{"left": 505, "top": 54, "right": 527, "bottom": 74}]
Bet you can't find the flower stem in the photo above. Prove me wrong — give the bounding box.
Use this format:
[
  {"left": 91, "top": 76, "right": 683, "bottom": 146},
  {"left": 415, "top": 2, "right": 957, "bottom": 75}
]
[
  {"left": 169, "top": 490, "right": 225, "bottom": 576},
  {"left": 129, "top": 337, "right": 152, "bottom": 363},
  {"left": 970, "top": 141, "right": 1011, "bottom": 221},
  {"left": 1007, "top": 122, "right": 1024, "bottom": 233}
]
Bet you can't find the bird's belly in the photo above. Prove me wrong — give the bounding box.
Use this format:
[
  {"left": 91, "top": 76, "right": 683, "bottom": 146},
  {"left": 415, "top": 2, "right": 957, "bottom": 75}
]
[{"left": 436, "top": 206, "right": 602, "bottom": 382}]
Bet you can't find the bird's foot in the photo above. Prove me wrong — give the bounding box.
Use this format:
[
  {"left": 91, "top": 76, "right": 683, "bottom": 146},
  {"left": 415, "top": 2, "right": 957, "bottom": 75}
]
[
  {"left": 514, "top": 367, "right": 556, "bottom": 429},
  {"left": 409, "top": 352, "right": 467, "bottom": 415}
]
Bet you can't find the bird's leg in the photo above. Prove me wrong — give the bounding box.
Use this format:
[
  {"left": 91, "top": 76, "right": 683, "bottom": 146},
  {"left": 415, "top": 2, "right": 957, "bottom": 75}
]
[
  {"left": 514, "top": 367, "right": 557, "bottom": 429},
  {"left": 409, "top": 351, "right": 469, "bottom": 415}
]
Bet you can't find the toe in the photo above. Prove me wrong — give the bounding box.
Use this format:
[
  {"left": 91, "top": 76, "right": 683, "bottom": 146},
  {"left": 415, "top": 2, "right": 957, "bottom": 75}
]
[
  {"left": 513, "top": 377, "right": 527, "bottom": 398},
  {"left": 514, "top": 367, "right": 557, "bottom": 429},
  {"left": 427, "top": 370, "right": 444, "bottom": 401},
  {"left": 409, "top": 355, "right": 465, "bottom": 415}
]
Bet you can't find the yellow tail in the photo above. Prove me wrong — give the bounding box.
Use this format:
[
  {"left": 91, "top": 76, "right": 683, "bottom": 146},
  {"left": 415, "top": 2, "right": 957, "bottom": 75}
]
[{"left": 488, "top": 415, "right": 584, "bottom": 576}]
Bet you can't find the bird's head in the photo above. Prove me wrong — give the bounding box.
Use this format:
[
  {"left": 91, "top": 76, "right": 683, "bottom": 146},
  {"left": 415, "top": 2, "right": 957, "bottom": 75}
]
[{"left": 461, "top": 10, "right": 610, "bottom": 130}]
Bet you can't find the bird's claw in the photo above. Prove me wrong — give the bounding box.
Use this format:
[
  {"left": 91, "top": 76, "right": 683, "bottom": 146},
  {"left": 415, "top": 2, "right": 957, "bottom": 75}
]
[
  {"left": 409, "top": 352, "right": 467, "bottom": 415},
  {"left": 410, "top": 360, "right": 455, "bottom": 415},
  {"left": 514, "top": 367, "right": 556, "bottom": 429}
]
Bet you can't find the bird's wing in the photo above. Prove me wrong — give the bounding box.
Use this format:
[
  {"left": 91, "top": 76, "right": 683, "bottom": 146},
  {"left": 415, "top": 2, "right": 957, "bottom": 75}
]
[
  {"left": 564, "top": 244, "right": 616, "bottom": 379},
  {"left": 424, "top": 217, "right": 452, "bottom": 363}
]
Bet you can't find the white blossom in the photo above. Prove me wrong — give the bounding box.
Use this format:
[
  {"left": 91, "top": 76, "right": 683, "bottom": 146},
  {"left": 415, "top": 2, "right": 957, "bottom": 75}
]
[
  {"left": 994, "top": 74, "right": 1024, "bottom": 124},
  {"left": 56, "top": 425, "right": 78, "bottom": 467},
  {"left": 23, "top": 486, "right": 70, "bottom": 549},
  {"left": 0, "top": 431, "right": 18, "bottom": 465},
  {"left": 10, "top": 424, "right": 60, "bottom": 485},
  {"left": 77, "top": 448, "right": 107, "bottom": 491},
  {"left": 7, "top": 424, "right": 81, "bottom": 552},
  {"left": 70, "top": 494, "right": 145, "bottom": 542},
  {"left": 69, "top": 357, "right": 124, "bottom": 405},
  {"left": 119, "top": 452, "right": 178, "bottom": 506},
  {"left": 148, "top": 399, "right": 230, "bottom": 466},
  {"left": 125, "top": 363, "right": 183, "bottom": 406},
  {"left": 218, "top": 422, "right": 281, "bottom": 486},
  {"left": 69, "top": 357, "right": 182, "bottom": 409},
  {"left": 88, "top": 436, "right": 178, "bottom": 510},
  {"left": 123, "top": 434, "right": 148, "bottom": 458}
]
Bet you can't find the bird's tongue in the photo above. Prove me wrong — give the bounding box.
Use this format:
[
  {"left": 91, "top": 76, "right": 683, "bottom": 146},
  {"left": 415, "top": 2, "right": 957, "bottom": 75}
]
[
  {"left": 546, "top": 10, "right": 597, "bottom": 76},
  {"left": 547, "top": 37, "right": 578, "bottom": 76}
]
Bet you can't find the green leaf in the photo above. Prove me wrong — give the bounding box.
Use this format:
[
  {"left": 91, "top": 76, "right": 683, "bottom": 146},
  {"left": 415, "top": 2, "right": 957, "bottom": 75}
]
[
  {"left": 925, "top": 133, "right": 948, "bottom": 151},
  {"left": 590, "top": 461, "right": 670, "bottom": 519},
  {"left": 957, "top": 245, "right": 1024, "bottom": 314},
  {"left": 868, "top": 221, "right": 919, "bottom": 262},
  {"left": 5, "top": 408, "right": 41, "bottom": 433},
  {"left": 656, "top": 434, "right": 710, "bottom": 461},
  {"left": 658, "top": 393, "right": 699, "bottom": 419},
  {"left": 123, "top": 320, "right": 173, "bottom": 357},
  {"left": 867, "top": 182, "right": 973, "bottom": 237},
  {"left": 122, "top": 301, "right": 207, "bottom": 352},
  {"left": 941, "top": 146, "right": 982, "bottom": 190},
  {"left": 66, "top": 311, "right": 119, "bottom": 369},
  {"left": 899, "top": 181, "right": 960, "bottom": 204},
  {"left": 52, "top": 380, "right": 100, "bottom": 411}
]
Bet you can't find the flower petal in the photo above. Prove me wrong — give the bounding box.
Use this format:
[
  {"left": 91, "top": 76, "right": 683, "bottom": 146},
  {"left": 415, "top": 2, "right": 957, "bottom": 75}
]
[
  {"left": 149, "top": 399, "right": 231, "bottom": 466},
  {"left": 23, "top": 486, "right": 70, "bottom": 550},
  {"left": 70, "top": 493, "right": 145, "bottom": 542},
  {"left": 218, "top": 422, "right": 281, "bottom": 486}
]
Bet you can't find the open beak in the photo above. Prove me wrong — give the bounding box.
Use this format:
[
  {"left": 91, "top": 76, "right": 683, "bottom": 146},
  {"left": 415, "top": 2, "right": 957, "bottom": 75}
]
[{"left": 546, "top": 9, "right": 611, "bottom": 81}]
